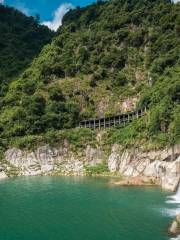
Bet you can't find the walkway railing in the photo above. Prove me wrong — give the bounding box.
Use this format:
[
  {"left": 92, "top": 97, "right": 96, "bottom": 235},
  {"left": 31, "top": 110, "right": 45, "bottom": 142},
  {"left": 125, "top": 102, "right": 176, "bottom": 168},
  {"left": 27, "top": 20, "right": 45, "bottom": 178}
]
[{"left": 79, "top": 107, "right": 147, "bottom": 129}]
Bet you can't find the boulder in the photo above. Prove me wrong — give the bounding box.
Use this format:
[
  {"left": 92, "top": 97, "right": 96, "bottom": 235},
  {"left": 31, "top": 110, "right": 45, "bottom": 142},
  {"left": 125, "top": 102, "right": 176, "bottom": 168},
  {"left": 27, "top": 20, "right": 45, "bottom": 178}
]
[{"left": 169, "top": 214, "right": 180, "bottom": 237}]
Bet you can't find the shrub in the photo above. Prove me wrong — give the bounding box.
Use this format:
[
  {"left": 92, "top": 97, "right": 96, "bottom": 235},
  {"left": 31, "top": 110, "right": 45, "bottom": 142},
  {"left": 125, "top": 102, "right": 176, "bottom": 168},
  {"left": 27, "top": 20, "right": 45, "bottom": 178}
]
[{"left": 85, "top": 163, "right": 109, "bottom": 176}]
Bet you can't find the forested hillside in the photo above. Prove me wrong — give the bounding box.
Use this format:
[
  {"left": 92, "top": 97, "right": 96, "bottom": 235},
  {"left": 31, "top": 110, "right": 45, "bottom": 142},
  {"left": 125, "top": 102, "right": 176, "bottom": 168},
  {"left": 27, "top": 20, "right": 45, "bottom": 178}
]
[
  {"left": 0, "top": 4, "right": 54, "bottom": 95},
  {"left": 0, "top": 0, "right": 179, "bottom": 150}
]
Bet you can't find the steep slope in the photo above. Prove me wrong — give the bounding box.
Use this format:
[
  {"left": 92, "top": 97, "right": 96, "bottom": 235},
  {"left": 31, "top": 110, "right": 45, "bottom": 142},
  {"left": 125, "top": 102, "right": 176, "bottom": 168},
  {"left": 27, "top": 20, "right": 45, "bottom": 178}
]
[
  {"left": 0, "top": 0, "right": 179, "bottom": 150},
  {"left": 0, "top": 4, "right": 54, "bottom": 95}
]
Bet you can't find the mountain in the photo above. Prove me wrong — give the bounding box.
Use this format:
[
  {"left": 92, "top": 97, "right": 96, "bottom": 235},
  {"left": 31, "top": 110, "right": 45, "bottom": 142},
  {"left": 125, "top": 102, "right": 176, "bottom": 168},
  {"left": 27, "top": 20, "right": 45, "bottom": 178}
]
[
  {"left": 0, "top": 0, "right": 179, "bottom": 150},
  {"left": 0, "top": 4, "right": 54, "bottom": 95}
]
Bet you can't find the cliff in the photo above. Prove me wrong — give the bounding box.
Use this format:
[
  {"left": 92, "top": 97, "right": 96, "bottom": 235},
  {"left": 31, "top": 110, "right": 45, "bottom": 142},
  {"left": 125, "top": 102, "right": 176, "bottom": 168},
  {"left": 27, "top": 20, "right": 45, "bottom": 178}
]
[{"left": 2, "top": 143, "right": 180, "bottom": 191}]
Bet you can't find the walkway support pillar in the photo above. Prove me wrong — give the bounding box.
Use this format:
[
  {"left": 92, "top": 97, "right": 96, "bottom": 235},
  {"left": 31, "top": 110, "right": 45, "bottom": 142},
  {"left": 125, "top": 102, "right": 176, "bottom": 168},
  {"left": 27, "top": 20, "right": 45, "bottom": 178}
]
[{"left": 78, "top": 107, "right": 146, "bottom": 129}]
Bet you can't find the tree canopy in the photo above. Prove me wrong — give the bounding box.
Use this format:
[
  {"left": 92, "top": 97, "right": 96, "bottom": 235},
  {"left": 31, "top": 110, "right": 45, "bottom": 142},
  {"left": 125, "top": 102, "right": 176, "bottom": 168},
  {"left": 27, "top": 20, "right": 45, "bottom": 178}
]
[{"left": 0, "top": 4, "right": 54, "bottom": 95}]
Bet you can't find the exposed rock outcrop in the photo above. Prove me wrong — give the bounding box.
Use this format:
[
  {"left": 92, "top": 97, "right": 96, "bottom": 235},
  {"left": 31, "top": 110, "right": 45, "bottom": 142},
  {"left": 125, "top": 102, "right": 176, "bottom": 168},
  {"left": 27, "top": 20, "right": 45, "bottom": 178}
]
[
  {"left": 169, "top": 214, "right": 180, "bottom": 237},
  {"left": 4, "top": 144, "right": 106, "bottom": 176},
  {"left": 85, "top": 145, "right": 105, "bottom": 166},
  {"left": 108, "top": 144, "right": 180, "bottom": 191},
  {"left": 4, "top": 143, "right": 180, "bottom": 191},
  {"left": 112, "top": 176, "right": 157, "bottom": 187},
  {"left": 5, "top": 145, "right": 86, "bottom": 176}
]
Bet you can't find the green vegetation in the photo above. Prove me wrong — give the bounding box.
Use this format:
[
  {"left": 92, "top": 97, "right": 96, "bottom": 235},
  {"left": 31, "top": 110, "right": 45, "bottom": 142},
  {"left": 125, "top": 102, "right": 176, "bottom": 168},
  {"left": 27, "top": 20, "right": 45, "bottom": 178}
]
[
  {"left": 7, "top": 128, "right": 96, "bottom": 151},
  {"left": 85, "top": 163, "right": 109, "bottom": 176},
  {"left": 0, "top": 4, "right": 54, "bottom": 95},
  {"left": 0, "top": 0, "right": 179, "bottom": 152}
]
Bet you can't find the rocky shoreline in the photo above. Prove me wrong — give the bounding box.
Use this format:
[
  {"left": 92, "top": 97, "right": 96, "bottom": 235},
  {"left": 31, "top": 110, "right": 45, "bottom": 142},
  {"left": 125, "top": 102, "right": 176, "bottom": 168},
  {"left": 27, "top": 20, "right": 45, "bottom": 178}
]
[
  {"left": 111, "top": 176, "right": 159, "bottom": 187},
  {"left": 0, "top": 143, "right": 179, "bottom": 191}
]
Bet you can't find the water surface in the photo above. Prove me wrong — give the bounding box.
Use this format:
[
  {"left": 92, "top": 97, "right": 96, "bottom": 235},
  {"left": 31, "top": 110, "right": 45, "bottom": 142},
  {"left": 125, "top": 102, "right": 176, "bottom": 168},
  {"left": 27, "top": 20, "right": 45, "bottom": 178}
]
[{"left": 0, "top": 176, "right": 176, "bottom": 240}]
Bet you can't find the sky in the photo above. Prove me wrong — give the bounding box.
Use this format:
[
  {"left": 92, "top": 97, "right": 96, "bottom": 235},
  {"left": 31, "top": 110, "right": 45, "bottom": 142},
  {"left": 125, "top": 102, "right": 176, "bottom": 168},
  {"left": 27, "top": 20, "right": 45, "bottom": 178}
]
[
  {"left": 0, "top": 0, "right": 179, "bottom": 31},
  {"left": 0, "top": 0, "right": 96, "bottom": 30}
]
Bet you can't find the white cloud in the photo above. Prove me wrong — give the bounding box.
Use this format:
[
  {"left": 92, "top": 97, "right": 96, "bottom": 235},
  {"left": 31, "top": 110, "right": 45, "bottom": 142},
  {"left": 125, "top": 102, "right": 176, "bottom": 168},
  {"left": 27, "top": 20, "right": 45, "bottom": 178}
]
[
  {"left": 0, "top": 0, "right": 4, "bottom": 4},
  {"left": 42, "top": 3, "right": 73, "bottom": 31}
]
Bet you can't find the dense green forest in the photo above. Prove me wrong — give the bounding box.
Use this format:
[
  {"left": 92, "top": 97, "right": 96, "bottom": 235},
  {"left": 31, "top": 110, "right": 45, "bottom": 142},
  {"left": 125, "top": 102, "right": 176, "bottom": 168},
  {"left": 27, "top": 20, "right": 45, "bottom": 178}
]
[
  {"left": 0, "top": 4, "right": 54, "bottom": 95},
  {"left": 0, "top": 0, "right": 179, "bottom": 150}
]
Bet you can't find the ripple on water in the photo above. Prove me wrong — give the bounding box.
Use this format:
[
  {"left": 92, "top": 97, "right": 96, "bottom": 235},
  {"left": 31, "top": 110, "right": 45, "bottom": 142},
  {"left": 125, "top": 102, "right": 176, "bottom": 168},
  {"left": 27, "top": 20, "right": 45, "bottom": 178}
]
[
  {"left": 170, "top": 237, "right": 180, "bottom": 240},
  {"left": 165, "top": 193, "right": 180, "bottom": 216}
]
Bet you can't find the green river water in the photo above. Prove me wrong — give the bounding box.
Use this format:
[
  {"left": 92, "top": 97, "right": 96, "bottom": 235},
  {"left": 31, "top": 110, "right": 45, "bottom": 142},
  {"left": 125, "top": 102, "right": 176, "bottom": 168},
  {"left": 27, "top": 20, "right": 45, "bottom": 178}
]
[{"left": 0, "top": 176, "right": 178, "bottom": 240}]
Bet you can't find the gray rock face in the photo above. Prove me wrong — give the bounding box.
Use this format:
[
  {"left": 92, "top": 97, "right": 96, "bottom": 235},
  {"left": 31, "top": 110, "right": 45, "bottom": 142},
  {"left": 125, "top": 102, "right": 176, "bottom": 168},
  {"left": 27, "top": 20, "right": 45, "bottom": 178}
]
[
  {"left": 85, "top": 145, "right": 105, "bottom": 166},
  {"left": 4, "top": 143, "right": 180, "bottom": 191},
  {"left": 4, "top": 144, "right": 105, "bottom": 176},
  {"left": 5, "top": 145, "right": 85, "bottom": 176},
  {"left": 108, "top": 144, "right": 180, "bottom": 191},
  {"left": 169, "top": 214, "right": 180, "bottom": 237}
]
